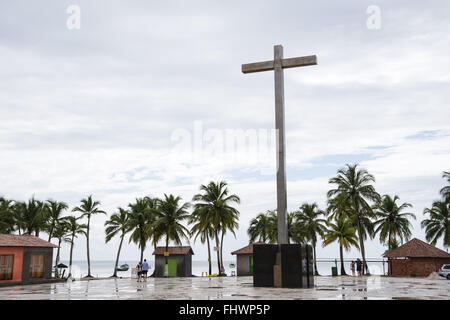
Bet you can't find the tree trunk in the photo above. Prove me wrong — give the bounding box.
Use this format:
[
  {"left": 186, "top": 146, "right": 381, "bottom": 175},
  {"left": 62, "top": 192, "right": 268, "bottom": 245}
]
[
  {"left": 356, "top": 218, "right": 368, "bottom": 275},
  {"left": 206, "top": 232, "right": 212, "bottom": 276},
  {"left": 112, "top": 234, "right": 124, "bottom": 277},
  {"left": 214, "top": 229, "right": 221, "bottom": 275},
  {"left": 354, "top": 201, "right": 369, "bottom": 275},
  {"left": 339, "top": 244, "right": 347, "bottom": 275},
  {"left": 68, "top": 234, "right": 74, "bottom": 277},
  {"left": 48, "top": 223, "right": 55, "bottom": 242},
  {"left": 220, "top": 230, "right": 225, "bottom": 268},
  {"left": 313, "top": 240, "right": 319, "bottom": 276},
  {"left": 165, "top": 237, "right": 169, "bottom": 277},
  {"left": 387, "top": 231, "right": 391, "bottom": 276},
  {"left": 86, "top": 215, "right": 92, "bottom": 277},
  {"left": 55, "top": 238, "right": 62, "bottom": 278}
]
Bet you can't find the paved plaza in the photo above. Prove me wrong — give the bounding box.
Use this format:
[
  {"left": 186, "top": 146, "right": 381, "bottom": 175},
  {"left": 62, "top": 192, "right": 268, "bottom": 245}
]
[{"left": 0, "top": 276, "right": 448, "bottom": 300}]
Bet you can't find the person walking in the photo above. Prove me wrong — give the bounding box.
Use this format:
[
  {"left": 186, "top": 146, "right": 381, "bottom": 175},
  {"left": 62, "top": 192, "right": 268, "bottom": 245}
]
[
  {"left": 350, "top": 261, "right": 356, "bottom": 276},
  {"left": 142, "top": 259, "right": 149, "bottom": 281},
  {"left": 356, "top": 258, "right": 362, "bottom": 276},
  {"left": 136, "top": 262, "right": 142, "bottom": 282}
]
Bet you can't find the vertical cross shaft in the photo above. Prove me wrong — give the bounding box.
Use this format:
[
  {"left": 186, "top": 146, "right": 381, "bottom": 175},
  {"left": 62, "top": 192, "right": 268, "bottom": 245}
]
[
  {"left": 242, "top": 45, "right": 317, "bottom": 246},
  {"left": 274, "top": 45, "right": 288, "bottom": 245}
]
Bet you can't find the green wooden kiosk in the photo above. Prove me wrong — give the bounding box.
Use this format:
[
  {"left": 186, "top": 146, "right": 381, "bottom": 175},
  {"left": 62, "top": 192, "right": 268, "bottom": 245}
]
[{"left": 152, "top": 246, "right": 194, "bottom": 277}]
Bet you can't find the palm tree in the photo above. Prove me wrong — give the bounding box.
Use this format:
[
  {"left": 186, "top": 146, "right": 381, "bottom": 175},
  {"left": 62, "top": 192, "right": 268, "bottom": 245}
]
[
  {"left": 45, "top": 200, "right": 68, "bottom": 242},
  {"left": 295, "top": 203, "right": 327, "bottom": 275},
  {"left": 128, "top": 197, "right": 158, "bottom": 264},
  {"left": 65, "top": 216, "right": 87, "bottom": 278},
  {"left": 105, "top": 208, "right": 130, "bottom": 277},
  {"left": 219, "top": 209, "right": 239, "bottom": 268},
  {"left": 373, "top": 195, "right": 415, "bottom": 251},
  {"left": 441, "top": 171, "right": 450, "bottom": 202},
  {"left": 192, "top": 181, "right": 240, "bottom": 275},
  {"left": 421, "top": 200, "right": 449, "bottom": 247},
  {"left": 72, "top": 195, "right": 106, "bottom": 278},
  {"left": 323, "top": 216, "right": 360, "bottom": 275},
  {"left": 189, "top": 209, "right": 215, "bottom": 276},
  {"left": 328, "top": 164, "right": 380, "bottom": 274},
  {"left": 53, "top": 219, "right": 70, "bottom": 277},
  {"left": 0, "top": 198, "right": 16, "bottom": 234},
  {"left": 266, "top": 210, "right": 279, "bottom": 244},
  {"left": 248, "top": 212, "right": 271, "bottom": 243},
  {"left": 153, "top": 194, "right": 190, "bottom": 276},
  {"left": 383, "top": 238, "right": 399, "bottom": 256},
  {"left": 17, "top": 197, "right": 48, "bottom": 236}
]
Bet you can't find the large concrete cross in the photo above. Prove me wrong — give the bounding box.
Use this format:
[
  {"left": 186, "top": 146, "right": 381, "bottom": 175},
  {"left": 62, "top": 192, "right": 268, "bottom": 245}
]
[{"left": 242, "top": 45, "right": 317, "bottom": 244}]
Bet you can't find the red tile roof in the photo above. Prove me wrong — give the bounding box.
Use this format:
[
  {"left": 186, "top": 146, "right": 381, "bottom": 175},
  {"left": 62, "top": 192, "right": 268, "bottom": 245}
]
[
  {"left": 231, "top": 242, "right": 266, "bottom": 255},
  {"left": 0, "top": 234, "right": 58, "bottom": 248},
  {"left": 385, "top": 238, "right": 450, "bottom": 258},
  {"left": 152, "top": 246, "right": 194, "bottom": 255}
]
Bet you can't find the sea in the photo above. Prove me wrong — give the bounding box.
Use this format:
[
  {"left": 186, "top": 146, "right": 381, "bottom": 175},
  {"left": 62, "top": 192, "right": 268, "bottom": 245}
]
[
  {"left": 60, "top": 259, "right": 388, "bottom": 278},
  {"left": 60, "top": 260, "right": 235, "bottom": 278}
]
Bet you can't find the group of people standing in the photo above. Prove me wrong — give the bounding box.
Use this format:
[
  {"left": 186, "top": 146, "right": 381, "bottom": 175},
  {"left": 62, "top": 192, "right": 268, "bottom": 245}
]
[{"left": 350, "top": 258, "right": 363, "bottom": 276}]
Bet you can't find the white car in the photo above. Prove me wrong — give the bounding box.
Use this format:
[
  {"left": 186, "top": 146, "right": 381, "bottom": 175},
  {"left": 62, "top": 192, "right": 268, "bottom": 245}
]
[{"left": 439, "top": 264, "right": 450, "bottom": 279}]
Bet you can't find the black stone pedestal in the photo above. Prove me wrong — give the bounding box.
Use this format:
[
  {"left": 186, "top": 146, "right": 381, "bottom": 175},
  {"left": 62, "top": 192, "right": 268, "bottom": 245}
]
[{"left": 253, "top": 244, "right": 314, "bottom": 288}]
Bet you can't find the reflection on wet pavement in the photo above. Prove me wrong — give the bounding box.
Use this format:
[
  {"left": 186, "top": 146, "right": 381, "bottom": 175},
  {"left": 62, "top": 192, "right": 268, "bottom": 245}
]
[{"left": 0, "top": 276, "right": 448, "bottom": 300}]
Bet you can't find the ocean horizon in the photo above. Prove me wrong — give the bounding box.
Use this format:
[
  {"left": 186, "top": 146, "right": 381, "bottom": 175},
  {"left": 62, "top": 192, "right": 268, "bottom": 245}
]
[{"left": 59, "top": 259, "right": 388, "bottom": 278}]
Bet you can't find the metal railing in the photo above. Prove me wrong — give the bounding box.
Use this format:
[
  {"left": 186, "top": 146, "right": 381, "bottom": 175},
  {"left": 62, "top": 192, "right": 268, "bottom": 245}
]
[{"left": 315, "top": 258, "right": 389, "bottom": 275}]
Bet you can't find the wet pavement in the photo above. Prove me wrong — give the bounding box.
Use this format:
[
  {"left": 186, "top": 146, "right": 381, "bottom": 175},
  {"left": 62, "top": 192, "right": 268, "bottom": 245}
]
[{"left": 0, "top": 276, "right": 448, "bottom": 300}]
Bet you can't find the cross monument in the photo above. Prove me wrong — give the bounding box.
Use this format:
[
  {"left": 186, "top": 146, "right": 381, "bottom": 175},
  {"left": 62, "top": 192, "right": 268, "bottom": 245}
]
[{"left": 242, "top": 45, "right": 317, "bottom": 245}]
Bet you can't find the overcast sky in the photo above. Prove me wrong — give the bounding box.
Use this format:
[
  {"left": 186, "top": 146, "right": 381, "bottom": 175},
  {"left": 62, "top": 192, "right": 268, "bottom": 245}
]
[{"left": 0, "top": 1, "right": 449, "bottom": 266}]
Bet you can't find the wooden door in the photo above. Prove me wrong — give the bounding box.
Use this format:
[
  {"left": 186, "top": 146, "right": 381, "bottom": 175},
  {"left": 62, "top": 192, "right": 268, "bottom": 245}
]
[
  {"left": 29, "top": 254, "right": 44, "bottom": 278},
  {"left": 0, "top": 255, "right": 14, "bottom": 280}
]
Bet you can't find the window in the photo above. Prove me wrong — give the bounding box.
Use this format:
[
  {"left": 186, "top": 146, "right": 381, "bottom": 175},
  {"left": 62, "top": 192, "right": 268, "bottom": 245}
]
[
  {"left": 0, "top": 255, "right": 14, "bottom": 280},
  {"left": 29, "top": 254, "right": 44, "bottom": 278}
]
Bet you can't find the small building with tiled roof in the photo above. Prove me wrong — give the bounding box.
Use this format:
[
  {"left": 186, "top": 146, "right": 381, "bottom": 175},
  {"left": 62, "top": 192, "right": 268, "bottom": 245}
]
[
  {"left": 384, "top": 238, "right": 450, "bottom": 277},
  {"left": 231, "top": 242, "right": 265, "bottom": 276},
  {"left": 152, "top": 246, "right": 193, "bottom": 277},
  {"left": 0, "top": 234, "right": 59, "bottom": 286}
]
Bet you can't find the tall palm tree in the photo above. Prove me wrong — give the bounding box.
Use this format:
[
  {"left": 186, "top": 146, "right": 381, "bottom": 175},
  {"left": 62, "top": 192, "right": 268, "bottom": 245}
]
[
  {"left": 17, "top": 197, "right": 48, "bottom": 236},
  {"left": 373, "top": 195, "right": 415, "bottom": 251},
  {"left": 441, "top": 171, "right": 450, "bottom": 202},
  {"left": 0, "top": 198, "right": 16, "bottom": 234},
  {"left": 153, "top": 194, "right": 190, "bottom": 276},
  {"left": 421, "top": 200, "right": 449, "bottom": 247},
  {"left": 323, "top": 216, "right": 360, "bottom": 275},
  {"left": 65, "top": 216, "right": 87, "bottom": 278},
  {"left": 328, "top": 164, "right": 380, "bottom": 274},
  {"left": 189, "top": 209, "right": 215, "bottom": 276},
  {"left": 128, "top": 197, "right": 158, "bottom": 264},
  {"left": 53, "top": 219, "right": 70, "bottom": 277},
  {"left": 295, "top": 203, "right": 327, "bottom": 275},
  {"left": 105, "top": 208, "right": 130, "bottom": 277},
  {"left": 45, "top": 200, "right": 69, "bottom": 242},
  {"left": 192, "top": 181, "right": 240, "bottom": 275},
  {"left": 72, "top": 195, "right": 106, "bottom": 278}
]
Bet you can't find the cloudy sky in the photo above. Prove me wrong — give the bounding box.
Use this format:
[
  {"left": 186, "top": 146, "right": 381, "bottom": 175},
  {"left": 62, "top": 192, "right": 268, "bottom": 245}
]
[{"left": 1, "top": 1, "right": 449, "bottom": 266}]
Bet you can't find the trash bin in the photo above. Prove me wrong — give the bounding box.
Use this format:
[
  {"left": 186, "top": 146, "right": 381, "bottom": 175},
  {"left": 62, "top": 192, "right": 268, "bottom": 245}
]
[{"left": 331, "top": 266, "right": 338, "bottom": 276}]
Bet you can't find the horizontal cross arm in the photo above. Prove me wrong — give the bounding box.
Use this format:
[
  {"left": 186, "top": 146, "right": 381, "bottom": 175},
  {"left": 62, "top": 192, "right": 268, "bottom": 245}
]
[
  {"left": 281, "top": 55, "right": 317, "bottom": 69},
  {"left": 242, "top": 55, "right": 318, "bottom": 74},
  {"left": 242, "top": 60, "right": 274, "bottom": 74}
]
